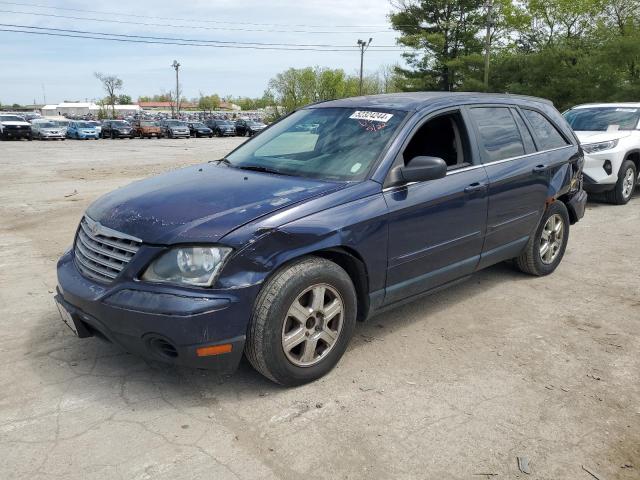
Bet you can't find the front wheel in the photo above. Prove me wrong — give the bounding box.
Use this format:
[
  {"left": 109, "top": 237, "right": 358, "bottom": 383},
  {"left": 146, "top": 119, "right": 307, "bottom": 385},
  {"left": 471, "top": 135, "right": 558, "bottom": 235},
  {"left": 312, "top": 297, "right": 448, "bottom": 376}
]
[
  {"left": 515, "top": 201, "right": 570, "bottom": 276},
  {"left": 605, "top": 160, "right": 637, "bottom": 205},
  {"left": 245, "top": 257, "right": 357, "bottom": 386}
]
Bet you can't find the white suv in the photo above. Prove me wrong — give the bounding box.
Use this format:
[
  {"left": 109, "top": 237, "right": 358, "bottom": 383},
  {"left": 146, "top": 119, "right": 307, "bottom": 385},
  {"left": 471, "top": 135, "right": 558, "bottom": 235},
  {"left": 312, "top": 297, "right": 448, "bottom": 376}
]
[{"left": 564, "top": 103, "right": 640, "bottom": 204}]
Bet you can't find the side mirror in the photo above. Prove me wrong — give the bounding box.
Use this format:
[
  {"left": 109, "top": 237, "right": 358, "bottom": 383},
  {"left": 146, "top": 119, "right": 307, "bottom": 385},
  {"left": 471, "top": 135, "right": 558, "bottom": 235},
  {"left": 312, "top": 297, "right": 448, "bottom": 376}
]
[{"left": 388, "top": 156, "right": 447, "bottom": 186}]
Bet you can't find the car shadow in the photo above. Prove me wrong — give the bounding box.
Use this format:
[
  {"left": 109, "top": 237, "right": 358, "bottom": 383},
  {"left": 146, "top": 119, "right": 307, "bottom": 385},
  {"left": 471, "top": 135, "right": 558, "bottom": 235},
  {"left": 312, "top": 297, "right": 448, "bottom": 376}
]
[{"left": 28, "top": 261, "right": 532, "bottom": 402}]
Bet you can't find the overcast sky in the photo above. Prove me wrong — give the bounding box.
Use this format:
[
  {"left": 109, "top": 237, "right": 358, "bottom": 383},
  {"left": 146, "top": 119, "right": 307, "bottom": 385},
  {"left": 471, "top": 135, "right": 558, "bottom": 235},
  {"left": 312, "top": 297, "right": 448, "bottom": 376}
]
[{"left": 0, "top": 0, "right": 404, "bottom": 105}]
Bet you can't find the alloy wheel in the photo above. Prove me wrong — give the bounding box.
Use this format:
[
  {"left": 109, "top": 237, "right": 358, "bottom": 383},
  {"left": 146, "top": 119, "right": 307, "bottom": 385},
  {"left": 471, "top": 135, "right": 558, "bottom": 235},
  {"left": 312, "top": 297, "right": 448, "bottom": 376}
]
[
  {"left": 281, "top": 283, "right": 344, "bottom": 367},
  {"left": 540, "top": 213, "right": 564, "bottom": 265},
  {"left": 622, "top": 167, "right": 636, "bottom": 199}
]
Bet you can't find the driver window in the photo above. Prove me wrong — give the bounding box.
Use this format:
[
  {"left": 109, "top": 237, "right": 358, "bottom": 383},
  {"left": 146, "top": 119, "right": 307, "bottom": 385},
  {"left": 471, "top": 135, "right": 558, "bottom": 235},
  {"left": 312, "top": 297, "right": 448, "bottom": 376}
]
[{"left": 403, "top": 111, "right": 471, "bottom": 170}]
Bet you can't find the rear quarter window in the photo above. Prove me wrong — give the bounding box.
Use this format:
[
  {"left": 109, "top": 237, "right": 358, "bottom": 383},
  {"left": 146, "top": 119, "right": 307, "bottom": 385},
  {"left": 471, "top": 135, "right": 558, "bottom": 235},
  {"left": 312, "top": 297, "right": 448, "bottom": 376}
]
[{"left": 522, "top": 109, "right": 568, "bottom": 150}]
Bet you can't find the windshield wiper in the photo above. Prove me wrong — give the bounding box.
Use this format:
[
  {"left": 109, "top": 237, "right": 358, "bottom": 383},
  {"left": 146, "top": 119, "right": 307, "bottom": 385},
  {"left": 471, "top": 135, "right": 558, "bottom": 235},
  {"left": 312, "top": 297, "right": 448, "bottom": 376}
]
[
  {"left": 236, "top": 165, "right": 291, "bottom": 176},
  {"left": 210, "top": 158, "right": 232, "bottom": 166}
]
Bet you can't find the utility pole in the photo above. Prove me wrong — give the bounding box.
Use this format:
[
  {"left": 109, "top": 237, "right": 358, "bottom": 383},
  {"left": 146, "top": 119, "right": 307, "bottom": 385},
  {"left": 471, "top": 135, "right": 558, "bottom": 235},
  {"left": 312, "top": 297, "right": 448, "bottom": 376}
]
[
  {"left": 172, "top": 60, "right": 181, "bottom": 118},
  {"left": 357, "top": 38, "right": 373, "bottom": 96},
  {"left": 483, "top": 0, "right": 493, "bottom": 91}
]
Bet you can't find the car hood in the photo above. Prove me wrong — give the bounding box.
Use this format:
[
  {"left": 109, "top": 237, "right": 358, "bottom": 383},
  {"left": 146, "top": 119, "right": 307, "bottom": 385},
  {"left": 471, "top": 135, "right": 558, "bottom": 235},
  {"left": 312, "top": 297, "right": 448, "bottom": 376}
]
[
  {"left": 574, "top": 130, "right": 632, "bottom": 144},
  {"left": 86, "top": 163, "right": 345, "bottom": 244}
]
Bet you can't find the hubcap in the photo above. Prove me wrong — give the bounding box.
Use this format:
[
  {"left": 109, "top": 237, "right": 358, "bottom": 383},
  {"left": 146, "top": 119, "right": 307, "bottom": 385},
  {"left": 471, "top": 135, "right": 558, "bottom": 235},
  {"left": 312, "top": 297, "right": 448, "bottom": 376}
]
[
  {"left": 539, "top": 213, "right": 564, "bottom": 265},
  {"left": 622, "top": 167, "right": 635, "bottom": 199},
  {"left": 281, "top": 283, "right": 344, "bottom": 367}
]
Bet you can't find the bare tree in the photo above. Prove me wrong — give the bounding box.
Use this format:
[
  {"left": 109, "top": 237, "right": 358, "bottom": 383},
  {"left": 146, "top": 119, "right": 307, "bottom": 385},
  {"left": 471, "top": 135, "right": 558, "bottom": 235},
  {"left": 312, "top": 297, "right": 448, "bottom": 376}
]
[{"left": 94, "top": 72, "right": 123, "bottom": 118}]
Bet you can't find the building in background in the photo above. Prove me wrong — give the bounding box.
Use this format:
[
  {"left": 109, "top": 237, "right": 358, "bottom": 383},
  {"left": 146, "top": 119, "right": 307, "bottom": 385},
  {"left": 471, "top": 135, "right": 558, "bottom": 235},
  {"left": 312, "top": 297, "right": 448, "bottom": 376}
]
[{"left": 40, "top": 102, "right": 141, "bottom": 117}]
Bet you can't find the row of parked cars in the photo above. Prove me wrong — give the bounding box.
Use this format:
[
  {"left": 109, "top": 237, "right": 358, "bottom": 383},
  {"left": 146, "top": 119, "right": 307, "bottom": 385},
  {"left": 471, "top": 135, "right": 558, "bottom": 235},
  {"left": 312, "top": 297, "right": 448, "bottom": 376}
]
[{"left": 0, "top": 115, "right": 268, "bottom": 141}]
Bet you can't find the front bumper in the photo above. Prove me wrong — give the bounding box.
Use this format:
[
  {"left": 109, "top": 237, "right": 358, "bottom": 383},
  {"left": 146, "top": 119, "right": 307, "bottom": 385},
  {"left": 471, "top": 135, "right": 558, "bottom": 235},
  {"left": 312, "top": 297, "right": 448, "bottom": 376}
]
[
  {"left": 40, "top": 132, "right": 65, "bottom": 139},
  {"left": 169, "top": 131, "right": 190, "bottom": 137},
  {"left": 582, "top": 150, "right": 626, "bottom": 188},
  {"left": 55, "top": 250, "right": 256, "bottom": 374}
]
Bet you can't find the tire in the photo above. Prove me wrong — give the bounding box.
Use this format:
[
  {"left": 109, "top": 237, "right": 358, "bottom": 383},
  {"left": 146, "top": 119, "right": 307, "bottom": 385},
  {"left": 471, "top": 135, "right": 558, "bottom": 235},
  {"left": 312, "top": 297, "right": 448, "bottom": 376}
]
[
  {"left": 604, "top": 160, "right": 637, "bottom": 205},
  {"left": 245, "top": 256, "right": 357, "bottom": 386},
  {"left": 111, "top": 132, "right": 116, "bottom": 140},
  {"left": 515, "top": 201, "right": 570, "bottom": 276}
]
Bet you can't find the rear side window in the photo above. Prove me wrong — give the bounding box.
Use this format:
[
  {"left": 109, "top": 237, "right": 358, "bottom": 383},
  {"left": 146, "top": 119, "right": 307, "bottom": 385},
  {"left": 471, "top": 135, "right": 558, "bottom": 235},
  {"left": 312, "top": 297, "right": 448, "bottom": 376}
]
[
  {"left": 522, "top": 109, "right": 568, "bottom": 150},
  {"left": 469, "top": 107, "right": 525, "bottom": 163}
]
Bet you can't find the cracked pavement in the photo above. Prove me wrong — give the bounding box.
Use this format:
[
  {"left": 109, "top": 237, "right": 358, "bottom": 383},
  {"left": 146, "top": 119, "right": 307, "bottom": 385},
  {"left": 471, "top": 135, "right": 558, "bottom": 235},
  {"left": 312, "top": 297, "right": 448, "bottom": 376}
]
[{"left": 1, "top": 139, "right": 638, "bottom": 479}]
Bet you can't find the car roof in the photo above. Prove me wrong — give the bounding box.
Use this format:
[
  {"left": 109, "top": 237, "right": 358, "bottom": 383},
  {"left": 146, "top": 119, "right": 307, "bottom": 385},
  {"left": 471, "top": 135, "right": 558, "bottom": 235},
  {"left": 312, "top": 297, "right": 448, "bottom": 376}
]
[
  {"left": 569, "top": 102, "right": 640, "bottom": 109},
  {"left": 309, "top": 92, "right": 553, "bottom": 112}
]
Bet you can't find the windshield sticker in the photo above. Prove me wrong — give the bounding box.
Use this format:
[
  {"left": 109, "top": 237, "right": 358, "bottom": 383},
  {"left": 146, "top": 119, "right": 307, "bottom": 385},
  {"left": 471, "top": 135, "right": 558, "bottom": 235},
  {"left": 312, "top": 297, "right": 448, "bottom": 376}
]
[
  {"left": 349, "top": 111, "right": 394, "bottom": 123},
  {"left": 615, "top": 108, "right": 638, "bottom": 112},
  {"left": 350, "top": 163, "right": 362, "bottom": 173}
]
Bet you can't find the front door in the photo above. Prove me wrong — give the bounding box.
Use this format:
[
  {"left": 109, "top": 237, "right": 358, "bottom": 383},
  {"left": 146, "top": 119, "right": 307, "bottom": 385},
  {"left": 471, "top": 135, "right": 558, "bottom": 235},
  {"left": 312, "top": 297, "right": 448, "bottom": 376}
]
[{"left": 383, "top": 109, "right": 489, "bottom": 305}]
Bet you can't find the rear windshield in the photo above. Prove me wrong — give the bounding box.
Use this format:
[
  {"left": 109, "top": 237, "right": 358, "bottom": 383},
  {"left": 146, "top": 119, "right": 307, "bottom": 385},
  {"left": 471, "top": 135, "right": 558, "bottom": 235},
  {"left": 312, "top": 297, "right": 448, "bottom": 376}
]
[{"left": 564, "top": 107, "right": 640, "bottom": 131}]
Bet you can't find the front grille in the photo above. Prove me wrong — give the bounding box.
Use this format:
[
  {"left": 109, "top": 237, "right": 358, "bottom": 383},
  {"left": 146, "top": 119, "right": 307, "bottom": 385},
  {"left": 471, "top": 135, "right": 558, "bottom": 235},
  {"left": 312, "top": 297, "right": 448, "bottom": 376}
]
[{"left": 74, "top": 216, "right": 141, "bottom": 284}]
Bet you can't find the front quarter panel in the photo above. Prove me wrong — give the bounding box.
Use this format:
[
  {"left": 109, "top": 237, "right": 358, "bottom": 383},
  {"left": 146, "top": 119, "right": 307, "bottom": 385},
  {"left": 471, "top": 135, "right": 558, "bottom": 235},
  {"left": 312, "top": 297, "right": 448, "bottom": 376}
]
[{"left": 216, "top": 183, "right": 388, "bottom": 295}]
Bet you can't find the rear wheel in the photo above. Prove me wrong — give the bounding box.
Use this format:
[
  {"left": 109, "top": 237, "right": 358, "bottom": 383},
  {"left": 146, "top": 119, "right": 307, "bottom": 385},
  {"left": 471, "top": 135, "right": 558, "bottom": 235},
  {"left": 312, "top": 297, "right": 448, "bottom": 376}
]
[
  {"left": 246, "top": 257, "right": 357, "bottom": 386},
  {"left": 515, "top": 201, "right": 570, "bottom": 276},
  {"left": 605, "top": 160, "right": 637, "bottom": 205}
]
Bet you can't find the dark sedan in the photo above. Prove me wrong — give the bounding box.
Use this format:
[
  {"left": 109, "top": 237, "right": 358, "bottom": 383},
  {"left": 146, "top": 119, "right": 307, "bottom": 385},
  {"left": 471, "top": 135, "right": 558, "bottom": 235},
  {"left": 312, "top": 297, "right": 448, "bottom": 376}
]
[{"left": 187, "top": 122, "right": 213, "bottom": 138}]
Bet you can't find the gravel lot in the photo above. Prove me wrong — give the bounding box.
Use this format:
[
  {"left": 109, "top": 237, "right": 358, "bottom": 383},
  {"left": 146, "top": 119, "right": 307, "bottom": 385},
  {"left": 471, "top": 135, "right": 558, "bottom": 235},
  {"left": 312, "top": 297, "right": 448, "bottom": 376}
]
[{"left": 1, "top": 138, "right": 638, "bottom": 480}]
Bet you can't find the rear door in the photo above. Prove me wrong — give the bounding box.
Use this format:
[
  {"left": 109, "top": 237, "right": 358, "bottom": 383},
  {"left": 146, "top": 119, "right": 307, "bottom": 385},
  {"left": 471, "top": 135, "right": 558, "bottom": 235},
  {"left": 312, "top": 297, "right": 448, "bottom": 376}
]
[{"left": 466, "top": 105, "right": 550, "bottom": 268}]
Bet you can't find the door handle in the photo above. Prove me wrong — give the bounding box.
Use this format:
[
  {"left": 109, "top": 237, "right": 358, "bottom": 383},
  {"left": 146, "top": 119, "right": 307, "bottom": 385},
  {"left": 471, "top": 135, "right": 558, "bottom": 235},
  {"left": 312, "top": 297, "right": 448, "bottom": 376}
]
[
  {"left": 532, "top": 164, "right": 548, "bottom": 173},
  {"left": 464, "top": 182, "right": 487, "bottom": 193}
]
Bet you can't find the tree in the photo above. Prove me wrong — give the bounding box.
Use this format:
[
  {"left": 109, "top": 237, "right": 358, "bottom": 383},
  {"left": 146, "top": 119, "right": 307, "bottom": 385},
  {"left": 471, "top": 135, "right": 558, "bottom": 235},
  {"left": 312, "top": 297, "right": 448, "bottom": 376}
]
[
  {"left": 389, "top": 0, "right": 486, "bottom": 91},
  {"left": 198, "top": 94, "right": 221, "bottom": 113},
  {"left": 94, "top": 72, "right": 123, "bottom": 118},
  {"left": 117, "top": 94, "right": 132, "bottom": 105}
]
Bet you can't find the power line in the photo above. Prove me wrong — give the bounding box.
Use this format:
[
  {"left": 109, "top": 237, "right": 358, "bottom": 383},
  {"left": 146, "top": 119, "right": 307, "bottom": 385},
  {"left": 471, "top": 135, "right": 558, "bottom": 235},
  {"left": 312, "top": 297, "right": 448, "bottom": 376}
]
[
  {"left": 0, "top": 23, "right": 402, "bottom": 49},
  {"left": 0, "top": 1, "right": 395, "bottom": 29},
  {"left": 1, "top": 9, "right": 395, "bottom": 35},
  {"left": 0, "top": 27, "right": 405, "bottom": 52}
]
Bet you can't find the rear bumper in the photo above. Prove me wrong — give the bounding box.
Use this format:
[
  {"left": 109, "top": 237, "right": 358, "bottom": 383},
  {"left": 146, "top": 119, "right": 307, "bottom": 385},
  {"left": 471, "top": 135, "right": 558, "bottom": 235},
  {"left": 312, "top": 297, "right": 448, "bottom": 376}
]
[
  {"left": 55, "top": 251, "right": 255, "bottom": 374},
  {"left": 566, "top": 189, "right": 587, "bottom": 223}
]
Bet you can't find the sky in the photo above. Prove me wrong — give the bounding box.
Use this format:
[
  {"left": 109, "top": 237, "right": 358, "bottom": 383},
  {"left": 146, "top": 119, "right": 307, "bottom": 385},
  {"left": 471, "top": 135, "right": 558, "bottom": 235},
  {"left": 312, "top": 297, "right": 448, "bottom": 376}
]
[{"left": 0, "top": 0, "right": 404, "bottom": 105}]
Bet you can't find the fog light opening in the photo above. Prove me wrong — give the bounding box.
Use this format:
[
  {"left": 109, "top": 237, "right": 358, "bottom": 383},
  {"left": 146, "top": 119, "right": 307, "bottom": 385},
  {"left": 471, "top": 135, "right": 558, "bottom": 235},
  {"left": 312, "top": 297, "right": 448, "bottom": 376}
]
[
  {"left": 603, "top": 160, "right": 612, "bottom": 175},
  {"left": 144, "top": 334, "right": 179, "bottom": 359}
]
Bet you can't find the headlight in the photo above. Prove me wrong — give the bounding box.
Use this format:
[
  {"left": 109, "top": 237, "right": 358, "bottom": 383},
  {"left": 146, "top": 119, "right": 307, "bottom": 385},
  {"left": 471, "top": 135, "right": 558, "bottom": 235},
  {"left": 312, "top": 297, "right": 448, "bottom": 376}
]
[
  {"left": 582, "top": 139, "right": 618, "bottom": 154},
  {"left": 142, "top": 246, "right": 232, "bottom": 287}
]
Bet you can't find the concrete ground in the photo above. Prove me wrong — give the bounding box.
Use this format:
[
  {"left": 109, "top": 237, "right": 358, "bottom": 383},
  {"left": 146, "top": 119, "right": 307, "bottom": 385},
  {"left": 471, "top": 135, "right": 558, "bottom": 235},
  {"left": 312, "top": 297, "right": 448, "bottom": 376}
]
[{"left": 0, "top": 138, "right": 638, "bottom": 480}]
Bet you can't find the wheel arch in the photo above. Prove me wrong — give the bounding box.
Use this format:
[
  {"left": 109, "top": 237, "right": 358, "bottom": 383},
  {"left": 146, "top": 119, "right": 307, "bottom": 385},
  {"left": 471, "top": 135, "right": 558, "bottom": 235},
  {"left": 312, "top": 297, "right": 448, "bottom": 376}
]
[{"left": 625, "top": 150, "right": 640, "bottom": 173}]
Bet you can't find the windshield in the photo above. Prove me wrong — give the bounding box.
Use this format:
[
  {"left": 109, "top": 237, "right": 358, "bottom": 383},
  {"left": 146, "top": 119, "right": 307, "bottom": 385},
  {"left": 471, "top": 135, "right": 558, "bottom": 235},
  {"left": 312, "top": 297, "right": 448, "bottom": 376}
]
[
  {"left": 192, "top": 123, "right": 206, "bottom": 128},
  {"left": 54, "top": 120, "right": 70, "bottom": 126},
  {"left": 0, "top": 115, "right": 26, "bottom": 122},
  {"left": 76, "top": 122, "right": 93, "bottom": 128},
  {"left": 140, "top": 121, "right": 156, "bottom": 126},
  {"left": 166, "top": 120, "right": 186, "bottom": 126},
  {"left": 112, "top": 121, "right": 129, "bottom": 127},
  {"left": 226, "top": 107, "right": 407, "bottom": 181},
  {"left": 38, "top": 122, "right": 56, "bottom": 128},
  {"left": 218, "top": 121, "right": 233, "bottom": 126},
  {"left": 564, "top": 107, "right": 640, "bottom": 131}
]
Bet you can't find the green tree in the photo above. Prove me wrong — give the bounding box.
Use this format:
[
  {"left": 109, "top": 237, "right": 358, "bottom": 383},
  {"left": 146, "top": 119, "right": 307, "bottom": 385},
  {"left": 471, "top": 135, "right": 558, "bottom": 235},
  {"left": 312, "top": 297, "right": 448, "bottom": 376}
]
[
  {"left": 390, "top": 0, "right": 486, "bottom": 91},
  {"left": 94, "top": 72, "right": 123, "bottom": 118},
  {"left": 198, "top": 94, "right": 221, "bottom": 112},
  {"left": 116, "top": 94, "right": 132, "bottom": 105}
]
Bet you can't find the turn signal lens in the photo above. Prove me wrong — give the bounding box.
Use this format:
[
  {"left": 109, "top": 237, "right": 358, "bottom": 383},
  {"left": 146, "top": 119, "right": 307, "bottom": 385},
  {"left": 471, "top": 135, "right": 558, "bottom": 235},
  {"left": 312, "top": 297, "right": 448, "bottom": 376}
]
[{"left": 196, "top": 344, "right": 232, "bottom": 357}]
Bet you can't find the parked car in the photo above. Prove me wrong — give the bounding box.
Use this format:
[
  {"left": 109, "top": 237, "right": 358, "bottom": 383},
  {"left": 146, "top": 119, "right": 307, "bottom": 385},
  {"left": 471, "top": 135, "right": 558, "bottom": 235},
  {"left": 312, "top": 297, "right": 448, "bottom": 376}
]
[
  {"left": 30, "top": 120, "right": 66, "bottom": 140},
  {"left": 133, "top": 120, "right": 162, "bottom": 138},
  {"left": 235, "top": 119, "right": 267, "bottom": 137},
  {"left": 87, "top": 121, "right": 102, "bottom": 135},
  {"left": 187, "top": 122, "right": 213, "bottom": 138},
  {"left": 67, "top": 121, "right": 100, "bottom": 140},
  {"left": 55, "top": 92, "right": 586, "bottom": 386},
  {"left": 160, "top": 119, "right": 190, "bottom": 138},
  {"left": 44, "top": 118, "right": 70, "bottom": 136},
  {"left": 564, "top": 103, "right": 639, "bottom": 204},
  {"left": 101, "top": 120, "right": 134, "bottom": 139},
  {"left": 0, "top": 114, "right": 32, "bottom": 140},
  {"left": 207, "top": 119, "right": 236, "bottom": 137}
]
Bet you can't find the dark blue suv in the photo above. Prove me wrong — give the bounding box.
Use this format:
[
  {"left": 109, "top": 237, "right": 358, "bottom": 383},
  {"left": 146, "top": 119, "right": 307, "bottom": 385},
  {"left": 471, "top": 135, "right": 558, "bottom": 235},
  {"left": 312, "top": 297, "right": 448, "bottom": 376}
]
[{"left": 55, "top": 93, "right": 587, "bottom": 385}]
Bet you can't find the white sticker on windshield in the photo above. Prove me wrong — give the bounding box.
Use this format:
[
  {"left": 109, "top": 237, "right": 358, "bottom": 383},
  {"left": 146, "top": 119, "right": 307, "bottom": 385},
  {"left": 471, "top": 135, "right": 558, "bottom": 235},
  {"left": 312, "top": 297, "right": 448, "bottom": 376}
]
[
  {"left": 615, "top": 108, "right": 638, "bottom": 112},
  {"left": 350, "top": 163, "right": 362, "bottom": 173},
  {"left": 349, "top": 111, "right": 394, "bottom": 123}
]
